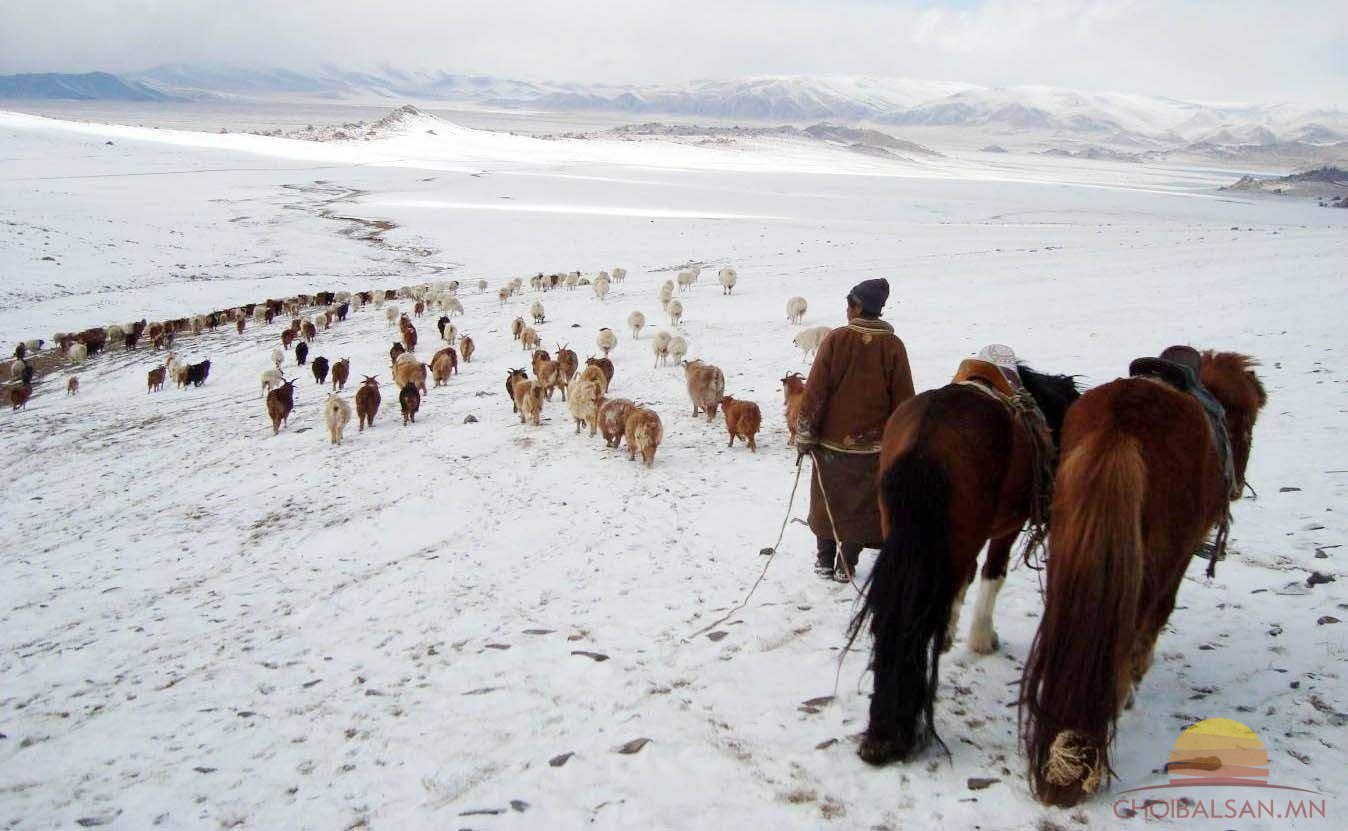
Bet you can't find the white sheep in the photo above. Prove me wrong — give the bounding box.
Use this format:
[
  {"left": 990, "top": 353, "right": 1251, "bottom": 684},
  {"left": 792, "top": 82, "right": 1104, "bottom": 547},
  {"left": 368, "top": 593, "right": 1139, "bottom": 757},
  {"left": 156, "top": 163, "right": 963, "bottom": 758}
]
[
  {"left": 627, "top": 310, "right": 646, "bottom": 339},
  {"left": 668, "top": 335, "right": 688, "bottom": 364},
  {"left": 68, "top": 343, "right": 88, "bottom": 364},
  {"left": 530, "top": 274, "right": 544, "bottom": 292},
  {"left": 658, "top": 282, "right": 674, "bottom": 310},
  {"left": 325, "top": 393, "right": 352, "bottom": 446},
  {"left": 611, "top": 267, "right": 627, "bottom": 283},
  {"left": 593, "top": 276, "right": 610, "bottom": 302},
  {"left": 596, "top": 327, "right": 617, "bottom": 357},
  {"left": 260, "top": 368, "right": 285, "bottom": 397},
  {"left": 105, "top": 324, "right": 125, "bottom": 348},
  {"left": 563, "top": 272, "right": 580, "bottom": 290},
  {"left": 8, "top": 359, "right": 25, "bottom": 382},
  {"left": 786, "top": 296, "right": 808, "bottom": 325},
  {"left": 444, "top": 296, "right": 464, "bottom": 317},
  {"left": 676, "top": 269, "right": 695, "bottom": 292},
  {"left": 271, "top": 348, "right": 284, "bottom": 369},
  {"left": 718, "top": 267, "right": 738, "bottom": 295},
  {"left": 652, "top": 331, "right": 673, "bottom": 367},
  {"left": 498, "top": 287, "right": 511, "bottom": 305},
  {"left": 667, "top": 298, "right": 684, "bottom": 326},
  {"left": 689, "top": 265, "right": 702, "bottom": 283},
  {"left": 793, "top": 325, "right": 831, "bottom": 361},
  {"left": 477, "top": 279, "right": 488, "bottom": 293},
  {"left": 530, "top": 300, "right": 546, "bottom": 325},
  {"left": 441, "top": 322, "right": 458, "bottom": 345},
  {"left": 385, "top": 305, "right": 400, "bottom": 327}
]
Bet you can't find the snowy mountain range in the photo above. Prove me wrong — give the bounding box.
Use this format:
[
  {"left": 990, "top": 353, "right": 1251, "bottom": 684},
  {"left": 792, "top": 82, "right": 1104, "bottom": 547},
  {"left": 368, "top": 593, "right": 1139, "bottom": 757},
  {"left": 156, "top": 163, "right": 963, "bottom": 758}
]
[{"left": 5, "top": 64, "right": 1347, "bottom": 147}]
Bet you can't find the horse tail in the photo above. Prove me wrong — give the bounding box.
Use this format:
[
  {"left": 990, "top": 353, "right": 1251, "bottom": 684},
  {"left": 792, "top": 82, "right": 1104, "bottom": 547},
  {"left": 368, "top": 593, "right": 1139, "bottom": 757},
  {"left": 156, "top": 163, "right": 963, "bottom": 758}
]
[
  {"left": 1021, "top": 427, "right": 1144, "bottom": 807},
  {"left": 847, "top": 449, "right": 951, "bottom": 763}
]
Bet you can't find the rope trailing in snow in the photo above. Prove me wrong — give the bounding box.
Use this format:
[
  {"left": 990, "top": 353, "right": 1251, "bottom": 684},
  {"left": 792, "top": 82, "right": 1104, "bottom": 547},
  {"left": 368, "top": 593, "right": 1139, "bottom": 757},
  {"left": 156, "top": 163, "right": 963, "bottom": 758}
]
[
  {"left": 687, "top": 454, "right": 806, "bottom": 640},
  {"left": 812, "top": 451, "right": 865, "bottom": 597}
]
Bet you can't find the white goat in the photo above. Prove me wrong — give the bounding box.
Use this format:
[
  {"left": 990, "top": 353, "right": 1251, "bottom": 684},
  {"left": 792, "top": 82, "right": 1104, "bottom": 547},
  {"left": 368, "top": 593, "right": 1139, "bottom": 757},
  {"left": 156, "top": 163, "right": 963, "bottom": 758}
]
[
  {"left": 793, "top": 325, "right": 831, "bottom": 361},
  {"left": 260, "top": 368, "right": 285, "bottom": 397},
  {"left": 325, "top": 393, "right": 352, "bottom": 445}
]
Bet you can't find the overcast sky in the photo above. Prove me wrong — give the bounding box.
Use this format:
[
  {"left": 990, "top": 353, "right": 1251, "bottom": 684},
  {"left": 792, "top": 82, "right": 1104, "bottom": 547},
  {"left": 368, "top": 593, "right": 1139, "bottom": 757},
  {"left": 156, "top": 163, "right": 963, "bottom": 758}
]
[{"left": 4, "top": 0, "right": 1346, "bottom": 105}]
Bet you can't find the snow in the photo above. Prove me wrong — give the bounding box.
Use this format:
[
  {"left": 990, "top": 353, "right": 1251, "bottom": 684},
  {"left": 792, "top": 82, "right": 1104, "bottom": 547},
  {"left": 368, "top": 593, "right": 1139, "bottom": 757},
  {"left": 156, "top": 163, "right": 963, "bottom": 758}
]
[{"left": 1, "top": 108, "right": 1345, "bottom": 830}]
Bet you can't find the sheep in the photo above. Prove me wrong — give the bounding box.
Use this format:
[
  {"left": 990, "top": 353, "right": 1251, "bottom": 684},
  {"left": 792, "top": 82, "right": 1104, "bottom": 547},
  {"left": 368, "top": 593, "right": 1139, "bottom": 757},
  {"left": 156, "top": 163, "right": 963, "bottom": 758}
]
[
  {"left": 584, "top": 356, "right": 614, "bottom": 391},
  {"left": 676, "top": 269, "right": 695, "bottom": 292},
  {"left": 531, "top": 273, "right": 544, "bottom": 292},
  {"left": 393, "top": 358, "right": 428, "bottom": 395},
  {"left": 668, "top": 335, "right": 688, "bottom": 364},
  {"left": 505, "top": 368, "right": 528, "bottom": 413},
  {"left": 271, "top": 348, "right": 283, "bottom": 369},
  {"left": 331, "top": 358, "right": 350, "bottom": 391},
  {"left": 611, "top": 267, "right": 627, "bottom": 283},
  {"left": 658, "top": 282, "right": 674, "bottom": 310},
  {"left": 718, "top": 267, "right": 737, "bottom": 295},
  {"left": 720, "top": 395, "right": 762, "bottom": 452},
  {"left": 520, "top": 326, "right": 541, "bottom": 352},
  {"left": 441, "top": 321, "right": 458, "bottom": 347},
  {"left": 185, "top": 359, "right": 211, "bottom": 388},
  {"left": 667, "top": 299, "right": 684, "bottom": 326},
  {"left": 563, "top": 271, "right": 579, "bottom": 290},
  {"left": 431, "top": 349, "right": 457, "bottom": 387},
  {"left": 260, "top": 367, "right": 284, "bottom": 397},
  {"left": 786, "top": 296, "right": 808, "bottom": 325},
  {"left": 596, "top": 327, "right": 617, "bottom": 357},
  {"left": 555, "top": 344, "right": 578, "bottom": 382},
  {"left": 385, "top": 305, "right": 400, "bottom": 327},
  {"left": 266, "top": 380, "right": 296, "bottom": 435},
  {"left": 567, "top": 376, "right": 603, "bottom": 436},
  {"left": 792, "top": 325, "right": 831, "bottom": 361},
  {"left": 781, "top": 372, "right": 807, "bottom": 445},
  {"left": 628, "top": 310, "right": 646, "bottom": 339},
  {"left": 599, "top": 398, "right": 635, "bottom": 448},
  {"left": 399, "top": 382, "right": 421, "bottom": 425},
  {"left": 444, "top": 296, "right": 464, "bottom": 317},
  {"left": 69, "top": 343, "right": 88, "bottom": 364},
  {"left": 532, "top": 351, "right": 564, "bottom": 401},
  {"left": 311, "top": 356, "right": 330, "bottom": 386},
  {"left": 683, "top": 359, "right": 726, "bottom": 421},
  {"left": 7, "top": 359, "right": 25, "bottom": 383},
  {"left": 356, "top": 376, "right": 381, "bottom": 430},
  {"left": 498, "top": 286, "right": 511, "bottom": 305},
  {"left": 9, "top": 384, "right": 31, "bottom": 410},
  {"left": 511, "top": 376, "right": 543, "bottom": 426},
  {"left": 593, "top": 276, "right": 610, "bottom": 302},
  {"left": 458, "top": 335, "right": 475, "bottom": 363},
  {"left": 624, "top": 407, "right": 663, "bottom": 467},
  {"left": 652, "top": 331, "right": 673, "bottom": 367},
  {"left": 512, "top": 316, "right": 525, "bottom": 341},
  {"left": 477, "top": 279, "right": 488, "bottom": 293},
  {"left": 530, "top": 300, "right": 546, "bottom": 325},
  {"left": 325, "top": 394, "right": 352, "bottom": 445},
  {"left": 13, "top": 343, "right": 26, "bottom": 361},
  {"left": 106, "top": 324, "right": 126, "bottom": 349},
  {"left": 66, "top": 376, "right": 79, "bottom": 396},
  {"left": 296, "top": 342, "right": 309, "bottom": 366}
]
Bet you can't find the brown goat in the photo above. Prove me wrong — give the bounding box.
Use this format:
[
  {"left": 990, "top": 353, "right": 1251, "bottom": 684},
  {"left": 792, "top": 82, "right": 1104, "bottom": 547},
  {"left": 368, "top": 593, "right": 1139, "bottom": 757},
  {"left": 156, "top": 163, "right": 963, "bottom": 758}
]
[
  {"left": 390, "top": 342, "right": 406, "bottom": 366},
  {"left": 720, "top": 395, "right": 762, "bottom": 452},
  {"left": 585, "top": 356, "right": 614, "bottom": 390},
  {"left": 356, "top": 376, "right": 380, "bottom": 430},
  {"left": 331, "top": 358, "right": 350, "bottom": 391},
  {"left": 281, "top": 329, "right": 296, "bottom": 349},
  {"left": 147, "top": 366, "right": 166, "bottom": 393},
  {"left": 458, "top": 334, "right": 475, "bottom": 363},
  {"left": 599, "top": 398, "right": 635, "bottom": 448},
  {"left": 512, "top": 316, "right": 525, "bottom": 341},
  {"left": 512, "top": 377, "right": 543, "bottom": 426},
  {"left": 432, "top": 346, "right": 459, "bottom": 377},
  {"left": 399, "top": 381, "right": 421, "bottom": 425},
  {"left": 506, "top": 368, "right": 528, "bottom": 413},
  {"left": 301, "top": 321, "right": 317, "bottom": 343},
  {"left": 266, "top": 380, "right": 296, "bottom": 435},
  {"left": 684, "top": 359, "right": 726, "bottom": 421},
  {"left": 555, "top": 344, "right": 578, "bottom": 382},
  {"left": 781, "top": 372, "right": 807, "bottom": 445},
  {"left": 236, "top": 318, "right": 246, "bottom": 335},
  {"left": 9, "top": 384, "right": 31, "bottom": 410},
  {"left": 66, "top": 376, "right": 79, "bottom": 396},
  {"left": 624, "top": 407, "right": 663, "bottom": 467},
  {"left": 402, "top": 322, "right": 418, "bottom": 352},
  {"left": 431, "top": 350, "right": 457, "bottom": 387},
  {"left": 393, "top": 359, "right": 428, "bottom": 394}
]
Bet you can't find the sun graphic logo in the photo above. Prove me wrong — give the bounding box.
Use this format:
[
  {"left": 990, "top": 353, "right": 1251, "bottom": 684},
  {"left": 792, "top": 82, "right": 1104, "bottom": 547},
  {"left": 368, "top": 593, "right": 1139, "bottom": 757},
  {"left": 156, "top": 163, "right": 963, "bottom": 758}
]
[{"left": 1164, "top": 717, "right": 1270, "bottom": 787}]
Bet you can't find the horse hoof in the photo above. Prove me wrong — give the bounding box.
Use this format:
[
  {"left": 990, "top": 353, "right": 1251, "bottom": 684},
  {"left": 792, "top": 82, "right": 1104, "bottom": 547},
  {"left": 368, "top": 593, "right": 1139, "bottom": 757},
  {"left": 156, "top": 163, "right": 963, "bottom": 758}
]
[
  {"left": 858, "top": 735, "right": 901, "bottom": 766},
  {"left": 968, "top": 631, "right": 999, "bottom": 655}
]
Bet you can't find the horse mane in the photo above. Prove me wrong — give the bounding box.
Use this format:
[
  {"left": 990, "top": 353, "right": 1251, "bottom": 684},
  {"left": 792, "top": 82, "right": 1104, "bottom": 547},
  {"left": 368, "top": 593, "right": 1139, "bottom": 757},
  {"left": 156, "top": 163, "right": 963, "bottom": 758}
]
[
  {"left": 1017, "top": 364, "right": 1081, "bottom": 444},
  {"left": 1200, "top": 351, "right": 1267, "bottom": 410}
]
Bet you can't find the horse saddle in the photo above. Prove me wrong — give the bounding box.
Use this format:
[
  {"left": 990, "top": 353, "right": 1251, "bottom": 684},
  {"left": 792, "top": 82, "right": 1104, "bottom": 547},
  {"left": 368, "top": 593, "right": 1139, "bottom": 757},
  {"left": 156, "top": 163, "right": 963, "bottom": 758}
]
[{"left": 953, "top": 358, "right": 1017, "bottom": 399}]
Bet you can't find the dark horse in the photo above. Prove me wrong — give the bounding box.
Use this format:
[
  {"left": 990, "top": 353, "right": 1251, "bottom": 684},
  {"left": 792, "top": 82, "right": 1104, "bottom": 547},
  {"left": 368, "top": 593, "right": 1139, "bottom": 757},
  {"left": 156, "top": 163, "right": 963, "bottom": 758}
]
[
  {"left": 847, "top": 360, "right": 1081, "bottom": 765},
  {"left": 1020, "top": 351, "right": 1266, "bottom": 806}
]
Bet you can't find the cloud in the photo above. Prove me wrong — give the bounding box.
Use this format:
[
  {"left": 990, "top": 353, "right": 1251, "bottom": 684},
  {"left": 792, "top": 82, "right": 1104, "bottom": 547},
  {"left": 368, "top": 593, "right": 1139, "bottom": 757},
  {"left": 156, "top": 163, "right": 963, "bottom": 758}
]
[{"left": 2, "top": 0, "right": 1345, "bottom": 105}]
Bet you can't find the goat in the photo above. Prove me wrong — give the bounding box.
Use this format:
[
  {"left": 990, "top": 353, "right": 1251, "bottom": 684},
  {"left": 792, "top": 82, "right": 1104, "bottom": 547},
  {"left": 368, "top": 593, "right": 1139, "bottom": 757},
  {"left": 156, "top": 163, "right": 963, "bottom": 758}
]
[
  {"left": 281, "top": 329, "right": 296, "bottom": 349},
  {"left": 185, "top": 359, "right": 211, "bottom": 388},
  {"left": 792, "top": 325, "right": 831, "bottom": 361},
  {"left": 512, "top": 316, "right": 525, "bottom": 341},
  {"left": 584, "top": 356, "right": 614, "bottom": 391},
  {"left": 271, "top": 348, "right": 283, "bottom": 369},
  {"left": 555, "top": 344, "right": 578, "bottom": 382},
  {"left": 393, "top": 359, "right": 428, "bottom": 395},
  {"left": 718, "top": 267, "right": 738, "bottom": 295},
  {"left": 295, "top": 342, "right": 309, "bottom": 366},
  {"left": 436, "top": 315, "right": 451, "bottom": 339},
  {"left": 624, "top": 407, "right": 663, "bottom": 467},
  {"left": 578, "top": 364, "right": 607, "bottom": 396},
  {"left": 599, "top": 398, "right": 635, "bottom": 448},
  {"left": 399, "top": 382, "right": 421, "bottom": 425},
  {"left": 236, "top": 318, "right": 246, "bottom": 335},
  {"left": 414, "top": 299, "right": 425, "bottom": 318},
  {"left": 566, "top": 377, "right": 603, "bottom": 436},
  {"left": 781, "top": 373, "right": 807, "bottom": 445},
  {"left": 9, "top": 384, "right": 31, "bottom": 410},
  {"left": 596, "top": 327, "right": 617, "bottom": 357},
  {"left": 505, "top": 368, "right": 528, "bottom": 413},
  {"left": 652, "top": 331, "right": 673, "bottom": 367},
  {"left": 786, "top": 296, "right": 808, "bottom": 325},
  {"left": 385, "top": 305, "right": 400, "bottom": 326},
  {"left": 668, "top": 335, "right": 688, "bottom": 364},
  {"left": 401, "top": 322, "right": 418, "bottom": 352},
  {"left": 458, "top": 334, "right": 475, "bottom": 363},
  {"left": 512, "top": 377, "right": 543, "bottom": 426},
  {"left": 260, "top": 367, "right": 284, "bottom": 397},
  {"left": 66, "top": 376, "right": 79, "bottom": 395},
  {"left": 530, "top": 300, "right": 546, "bottom": 325},
  {"left": 325, "top": 394, "right": 352, "bottom": 445},
  {"left": 532, "top": 352, "right": 564, "bottom": 401},
  {"left": 356, "top": 376, "right": 381, "bottom": 430},
  {"left": 667, "top": 299, "right": 684, "bottom": 326},
  {"left": 720, "top": 395, "right": 762, "bottom": 452},
  {"left": 69, "top": 343, "right": 88, "bottom": 364},
  {"left": 266, "top": 380, "right": 296, "bottom": 434},
  {"left": 628, "top": 310, "right": 646, "bottom": 339},
  {"left": 683, "top": 359, "right": 725, "bottom": 420},
  {"left": 331, "top": 358, "right": 350, "bottom": 391},
  {"left": 520, "top": 326, "right": 541, "bottom": 351},
  {"left": 311, "top": 356, "right": 330, "bottom": 385},
  {"left": 431, "top": 348, "right": 458, "bottom": 387}
]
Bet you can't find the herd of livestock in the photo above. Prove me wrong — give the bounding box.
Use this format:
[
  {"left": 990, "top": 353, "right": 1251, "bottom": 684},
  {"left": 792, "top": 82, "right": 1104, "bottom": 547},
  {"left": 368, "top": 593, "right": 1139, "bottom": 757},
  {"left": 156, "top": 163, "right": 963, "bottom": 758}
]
[{"left": 7, "top": 264, "right": 828, "bottom": 466}]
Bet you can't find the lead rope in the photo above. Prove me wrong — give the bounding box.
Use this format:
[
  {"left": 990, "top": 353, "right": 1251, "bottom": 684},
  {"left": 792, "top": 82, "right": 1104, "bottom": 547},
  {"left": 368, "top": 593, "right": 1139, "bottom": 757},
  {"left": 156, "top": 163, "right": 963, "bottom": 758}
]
[
  {"left": 812, "top": 450, "right": 866, "bottom": 599},
  {"left": 687, "top": 455, "right": 806, "bottom": 640}
]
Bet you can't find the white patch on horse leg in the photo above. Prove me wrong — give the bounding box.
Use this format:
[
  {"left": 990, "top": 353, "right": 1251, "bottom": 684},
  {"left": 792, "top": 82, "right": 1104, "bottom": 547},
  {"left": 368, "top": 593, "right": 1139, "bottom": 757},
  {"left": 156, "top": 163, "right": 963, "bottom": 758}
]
[
  {"left": 942, "top": 582, "right": 970, "bottom": 653},
  {"left": 967, "top": 576, "right": 1005, "bottom": 654}
]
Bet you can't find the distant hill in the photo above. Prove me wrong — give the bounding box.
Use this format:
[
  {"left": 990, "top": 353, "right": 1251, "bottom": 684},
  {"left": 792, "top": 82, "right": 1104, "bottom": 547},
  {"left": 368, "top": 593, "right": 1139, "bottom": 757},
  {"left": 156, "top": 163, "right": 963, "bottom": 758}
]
[
  {"left": 1223, "top": 166, "right": 1348, "bottom": 203},
  {"left": 0, "top": 72, "right": 175, "bottom": 101}
]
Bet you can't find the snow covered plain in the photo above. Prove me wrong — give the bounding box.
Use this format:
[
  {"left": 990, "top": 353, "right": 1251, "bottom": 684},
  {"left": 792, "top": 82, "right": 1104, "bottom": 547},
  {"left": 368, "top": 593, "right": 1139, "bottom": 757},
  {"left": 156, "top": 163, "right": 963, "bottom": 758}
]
[{"left": 1, "top": 110, "right": 1345, "bottom": 829}]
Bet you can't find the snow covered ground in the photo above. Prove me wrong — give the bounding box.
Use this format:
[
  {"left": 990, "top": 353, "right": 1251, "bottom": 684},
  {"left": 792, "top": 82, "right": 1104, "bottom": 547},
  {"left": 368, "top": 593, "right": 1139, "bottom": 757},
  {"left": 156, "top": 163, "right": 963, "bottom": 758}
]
[{"left": 1, "top": 109, "right": 1345, "bottom": 829}]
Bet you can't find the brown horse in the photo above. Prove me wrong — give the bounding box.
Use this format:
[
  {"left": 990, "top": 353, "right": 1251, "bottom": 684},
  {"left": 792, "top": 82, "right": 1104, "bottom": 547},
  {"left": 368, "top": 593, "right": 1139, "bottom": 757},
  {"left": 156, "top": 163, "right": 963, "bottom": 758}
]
[
  {"left": 847, "top": 362, "right": 1080, "bottom": 765},
  {"left": 1020, "top": 351, "right": 1266, "bottom": 807}
]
